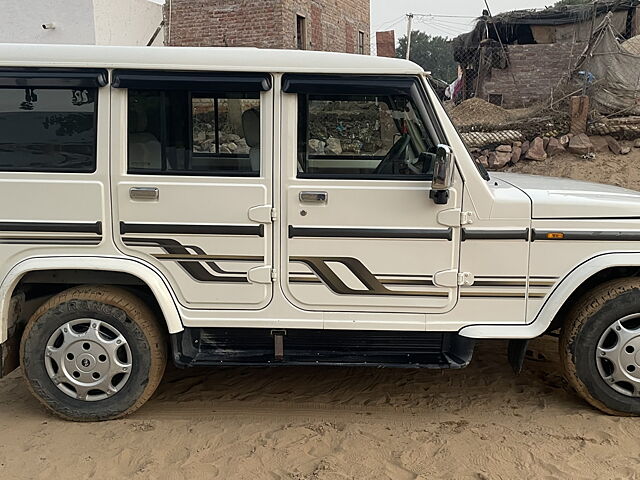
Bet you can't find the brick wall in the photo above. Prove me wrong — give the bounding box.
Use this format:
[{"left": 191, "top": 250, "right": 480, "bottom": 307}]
[
  {"left": 376, "top": 30, "right": 395, "bottom": 57},
  {"left": 278, "top": 0, "right": 369, "bottom": 52},
  {"left": 481, "top": 42, "right": 584, "bottom": 108},
  {"left": 165, "top": 0, "right": 284, "bottom": 48},
  {"left": 166, "top": 0, "right": 370, "bottom": 54}
]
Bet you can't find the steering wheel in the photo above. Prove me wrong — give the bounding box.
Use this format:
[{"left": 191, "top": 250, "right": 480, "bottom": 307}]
[{"left": 374, "top": 134, "right": 411, "bottom": 175}]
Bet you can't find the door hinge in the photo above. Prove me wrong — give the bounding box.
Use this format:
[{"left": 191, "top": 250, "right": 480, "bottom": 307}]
[
  {"left": 434, "top": 269, "right": 474, "bottom": 287},
  {"left": 271, "top": 208, "right": 277, "bottom": 222},
  {"left": 460, "top": 211, "right": 474, "bottom": 225},
  {"left": 248, "top": 266, "right": 274, "bottom": 284},
  {"left": 271, "top": 268, "right": 277, "bottom": 281},
  {"left": 458, "top": 272, "right": 474, "bottom": 286},
  {"left": 437, "top": 209, "right": 474, "bottom": 227},
  {"left": 248, "top": 205, "right": 273, "bottom": 224}
]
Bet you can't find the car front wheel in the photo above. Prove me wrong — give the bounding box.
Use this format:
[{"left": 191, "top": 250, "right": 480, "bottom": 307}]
[{"left": 561, "top": 278, "right": 640, "bottom": 416}]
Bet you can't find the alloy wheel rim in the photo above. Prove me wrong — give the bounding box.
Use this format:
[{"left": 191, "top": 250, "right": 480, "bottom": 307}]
[
  {"left": 44, "top": 318, "right": 132, "bottom": 401},
  {"left": 596, "top": 313, "right": 640, "bottom": 397}
]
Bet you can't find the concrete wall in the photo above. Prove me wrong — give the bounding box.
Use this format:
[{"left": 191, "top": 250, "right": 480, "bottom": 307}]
[
  {"left": 0, "top": 0, "right": 96, "bottom": 44},
  {"left": 94, "top": 0, "right": 164, "bottom": 46},
  {"left": 481, "top": 42, "right": 584, "bottom": 109},
  {"left": 165, "top": 0, "right": 370, "bottom": 53},
  {"left": 0, "top": 0, "right": 162, "bottom": 46}
]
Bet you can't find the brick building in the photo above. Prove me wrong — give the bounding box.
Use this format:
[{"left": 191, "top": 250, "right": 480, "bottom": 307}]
[
  {"left": 453, "top": 1, "right": 640, "bottom": 108},
  {"left": 165, "top": 0, "right": 370, "bottom": 54}
]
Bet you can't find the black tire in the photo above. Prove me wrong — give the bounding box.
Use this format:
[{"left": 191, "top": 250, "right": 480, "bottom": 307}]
[
  {"left": 20, "top": 285, "right": 167, "bottom": 421},
  {"left": 560, "top": 278, "right": 640, "bottom": 416}
]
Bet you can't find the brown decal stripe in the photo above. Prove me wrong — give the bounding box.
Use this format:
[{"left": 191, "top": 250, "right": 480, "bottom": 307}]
[
  {"left": 460, "top": 292, "right": 548, "bottom": 299},
  {"left": 124, "top": 238, "right": 263, "bottom": 283},
  {"left": 290, "top": 257, "right": 449, "bottom": 297}
]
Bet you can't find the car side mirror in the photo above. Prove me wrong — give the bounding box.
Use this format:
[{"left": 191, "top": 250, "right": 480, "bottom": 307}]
[{"left": 429, "top": 145, "right": 454, "bottom": 205}]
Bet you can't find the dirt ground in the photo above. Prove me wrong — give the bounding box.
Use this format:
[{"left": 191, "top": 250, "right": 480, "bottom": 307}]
[
  {"left": 2, "top": 144, "right": 640, "bottom": 480},
  {"left": 507, "top": 142, "right": 640, "bottom": 192},
  {"left": 1, "top": 336, "right": 640, "bottom": 479}
]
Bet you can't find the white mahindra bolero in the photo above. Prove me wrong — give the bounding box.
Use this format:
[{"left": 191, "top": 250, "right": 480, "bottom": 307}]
[{"left": 1, "top": 44, "right": 640, "bottom": 420}]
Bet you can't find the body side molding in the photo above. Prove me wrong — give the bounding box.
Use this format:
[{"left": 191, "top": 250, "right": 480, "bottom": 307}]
[
  {"left": 288, "top": 226, "right": 453, "bottom": 240},
  {"left": 0, "top": 256, "right": 184, "bottom": 343},
  {"left": 458, "top": 252, "right": 640, "bottom": 339}
]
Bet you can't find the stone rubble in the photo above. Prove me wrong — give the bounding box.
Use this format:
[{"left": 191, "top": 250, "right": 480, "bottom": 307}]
[{"left": 468, "top": 132, "right": 639, "bottom": 172}]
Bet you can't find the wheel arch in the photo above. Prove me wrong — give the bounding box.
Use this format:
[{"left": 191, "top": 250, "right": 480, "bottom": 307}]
[
  {"left": 459, "top": 252, "right": 640, "bottom": 339},
  {"left": 0, "top": 255, "right": 183, "bottom": 344}
]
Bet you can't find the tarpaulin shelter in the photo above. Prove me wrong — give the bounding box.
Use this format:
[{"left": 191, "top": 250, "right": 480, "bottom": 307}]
[{"left": 576, "top": 13, "right": 640, "bottom": 116}]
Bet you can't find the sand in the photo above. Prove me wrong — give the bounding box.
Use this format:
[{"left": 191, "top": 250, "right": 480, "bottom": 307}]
[
  {"left": 507, "top": 143, "right": 640, "bottom": 192},
  {"left": 1, "top": 337, "right": 640, "bottom": 479}
]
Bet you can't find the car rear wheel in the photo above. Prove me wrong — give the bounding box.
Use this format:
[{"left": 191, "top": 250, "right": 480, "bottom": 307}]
[
  {"left": 20, "top": 285, "right": 166, "bottom": 421},
  {"left": 560, "top": 278, "right": 640, "bottom": 416}
]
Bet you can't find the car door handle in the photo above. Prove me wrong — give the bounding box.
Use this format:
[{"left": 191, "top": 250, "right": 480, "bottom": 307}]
[
  {"left": 129, "top": 187, "right": 159, "bottom": 201},
  {"left": 299, "top": 191, "right": 328, "bottom": 204}
]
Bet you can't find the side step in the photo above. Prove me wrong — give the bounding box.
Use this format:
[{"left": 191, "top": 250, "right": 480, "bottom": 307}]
[{"left": 171, "top": 328, "right": 475, "bottom": 369}]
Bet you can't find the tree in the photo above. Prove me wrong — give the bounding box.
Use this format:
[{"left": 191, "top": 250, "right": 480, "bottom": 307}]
[
  {"left": 553, "top": 0, "right": 591, "bottom": 6},
  {"left": 396, "top": 32, "right": 457, "bottom": 82}
]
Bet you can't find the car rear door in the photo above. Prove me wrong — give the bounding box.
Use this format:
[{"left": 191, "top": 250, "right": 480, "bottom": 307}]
[{"left": 110, "top": 70, "right": 274, "bottom": 310}]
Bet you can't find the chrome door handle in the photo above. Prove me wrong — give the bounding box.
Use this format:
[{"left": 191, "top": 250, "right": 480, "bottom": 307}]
[
  {"left": 129, "top": 187, "right": 159, "bottom": 200},
  {"left": 299, "top": 191, "right": 328, "bottom": 204}
]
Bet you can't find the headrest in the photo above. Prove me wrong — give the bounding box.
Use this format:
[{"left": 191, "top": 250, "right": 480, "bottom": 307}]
[
  {"left": 242, "top": 108, "right": 260, "bottom": 148},
  {"left": 129, "top": 106, "right": 148, "bottom": 133}
]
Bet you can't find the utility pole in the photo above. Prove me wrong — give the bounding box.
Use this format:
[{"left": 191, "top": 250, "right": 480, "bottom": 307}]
[{"left": 405, "top": 13, "right": 414, "bottom": 60}]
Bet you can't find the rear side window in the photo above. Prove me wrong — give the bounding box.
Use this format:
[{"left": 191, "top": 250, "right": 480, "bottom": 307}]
[
  {"left": 0, "top": 88, "right": 97, "bottom": 173},
  {"left": 128, "top": 90, "right": 261, "bottom": 176}
]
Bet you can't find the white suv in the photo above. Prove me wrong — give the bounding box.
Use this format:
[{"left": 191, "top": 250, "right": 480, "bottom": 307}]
[{"left": 1, "top": 44, "right": 640, "bottom": 420}]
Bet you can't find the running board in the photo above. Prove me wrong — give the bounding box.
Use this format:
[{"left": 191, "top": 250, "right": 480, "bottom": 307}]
[{"left": 171, "top": 328, "right": 475, "bottom": 369}]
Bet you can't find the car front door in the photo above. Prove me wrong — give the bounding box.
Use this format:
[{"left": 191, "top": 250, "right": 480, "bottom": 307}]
[{"left": 279, "top": 74, "right": 461, "bottom": 322}]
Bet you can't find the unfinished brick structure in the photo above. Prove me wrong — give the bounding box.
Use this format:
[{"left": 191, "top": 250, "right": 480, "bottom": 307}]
[
  {"left": 454, "top": 1, "right": 639, "bottom": 108},
  {"left": 481, "top": 42, "right": 584, "bottom": 109},
  {"left": 165, "top": 0, "right": 370, "bottom": 53}
]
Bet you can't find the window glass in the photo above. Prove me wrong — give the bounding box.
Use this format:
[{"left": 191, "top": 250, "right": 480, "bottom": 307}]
[
  {"left": 128, "top": 90, "right": 260, "bottom": 176},
  {"left": 298, "top": 93, "right": 434, "bottom": 178},
  {"left": 0, "top": 88, "right": 97, "bottom": 173}
]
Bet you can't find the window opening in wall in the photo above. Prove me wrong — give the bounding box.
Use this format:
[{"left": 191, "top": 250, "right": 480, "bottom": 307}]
[
  {"left": 358, "top": 31, "right": 365, "bottom": 54},
  {"left": 296, "top": 15, "right": 307, "bottom": 50}
]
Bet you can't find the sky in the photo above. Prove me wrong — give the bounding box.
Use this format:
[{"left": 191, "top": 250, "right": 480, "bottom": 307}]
[{"left": 371, "top": 0, "right": 558, "bottom": 40}]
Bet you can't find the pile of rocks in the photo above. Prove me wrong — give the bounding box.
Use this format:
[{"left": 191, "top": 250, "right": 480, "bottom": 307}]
[{"left": 471, "top": 133, "right": 639, "bottom": 170}]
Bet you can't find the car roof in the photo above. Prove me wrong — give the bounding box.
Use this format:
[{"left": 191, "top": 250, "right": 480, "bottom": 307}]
[{"left": 0, "top": 44, "right": 424, "bottom": 75}]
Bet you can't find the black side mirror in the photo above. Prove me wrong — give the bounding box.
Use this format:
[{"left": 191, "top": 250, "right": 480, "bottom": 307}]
[{"left": 429, "top": 144, "right": 454, "bottom": 205}]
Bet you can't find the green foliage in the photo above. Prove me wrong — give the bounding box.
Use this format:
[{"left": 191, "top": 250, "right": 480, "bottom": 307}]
[
  {"left": 396, "top": 32, "right": 457, "bottom": 82},
  {"left": 553, "top": 0, "right": 591, "bottom": 6}
]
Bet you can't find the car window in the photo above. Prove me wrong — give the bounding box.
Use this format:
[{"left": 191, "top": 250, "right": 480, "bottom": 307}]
[
  {"left": 0, "top": 87, "right": 97, "bottom": 173},
  {"left": 128, "top": 90, "right": 260, "bottom": 176},
  {"left": 297, "top": 93, "right": 434, "bottom": 178}
]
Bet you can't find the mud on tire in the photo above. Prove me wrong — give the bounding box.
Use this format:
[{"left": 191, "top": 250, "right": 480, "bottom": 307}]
[
  {"left": 560, "top": 278, "right": 640, "bottom": 416},
  {"left": 20, "top": 285, "right": 167, "bottom": 421}
]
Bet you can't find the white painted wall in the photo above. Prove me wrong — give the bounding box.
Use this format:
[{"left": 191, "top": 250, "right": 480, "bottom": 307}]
[
  {"left": 0, "top": 0, "right": 163, "bottom": 45},
  {"left": 0, "top": 0, "right": 96, "bottom": 44},
  {"left": 94, "top": 0, "right": 164, "bottom": 46}
]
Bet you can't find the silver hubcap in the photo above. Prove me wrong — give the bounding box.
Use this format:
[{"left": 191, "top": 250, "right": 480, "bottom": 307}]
[
  {"left": 44, "top": 319, "right": 132, "bottom": 401},
  {"left": 596, "top": 313, "right": 640, "bottom": 397}
]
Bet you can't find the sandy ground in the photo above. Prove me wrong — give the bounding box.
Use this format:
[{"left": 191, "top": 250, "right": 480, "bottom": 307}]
[
  {"left": 1, "top": 337, "right": 640, "bottom": 479},
  {"left": 2, "top": 145, "right": 640, "bottom": 480},
  {"left": 507, "top": 142, "right": 640, "bottom": 192}
]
